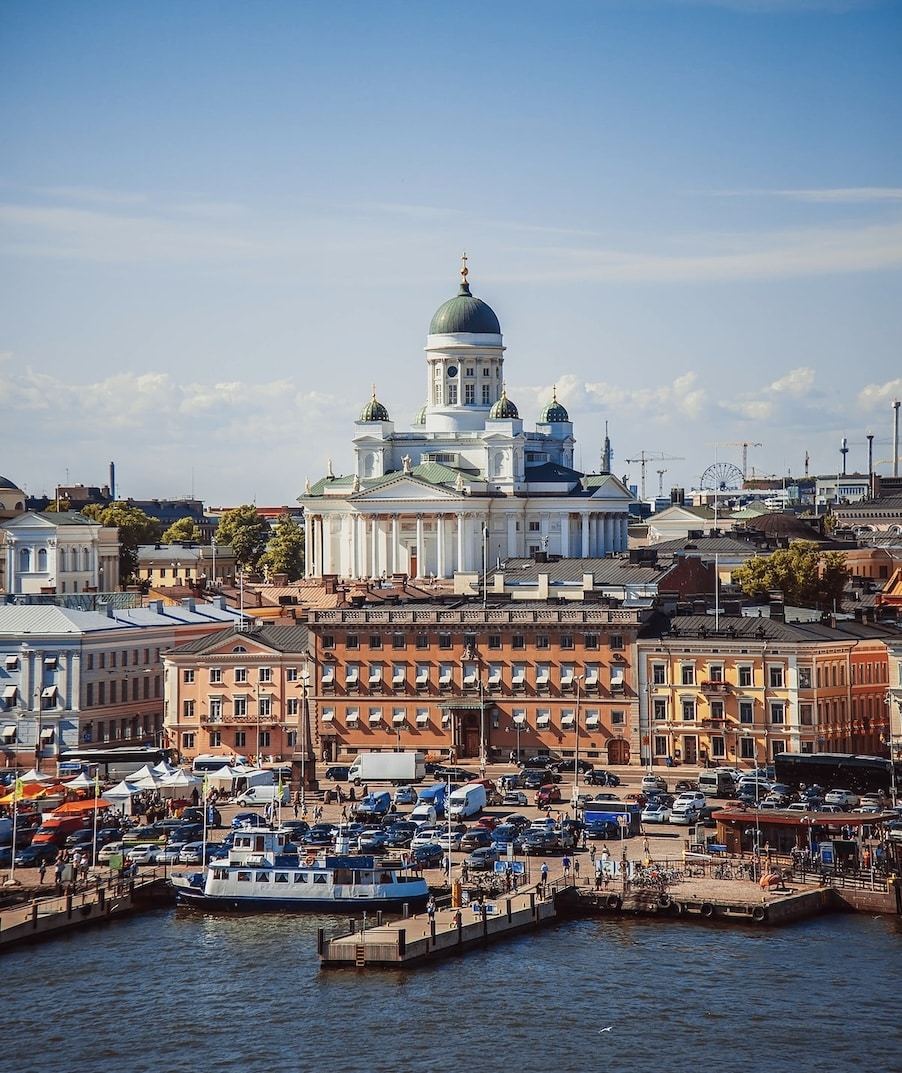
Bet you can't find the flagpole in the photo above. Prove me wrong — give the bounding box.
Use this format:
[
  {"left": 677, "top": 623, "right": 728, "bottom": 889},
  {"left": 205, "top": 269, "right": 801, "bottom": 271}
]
[{"left": 92, "top": 769, "right": 100, "bottom": 870}]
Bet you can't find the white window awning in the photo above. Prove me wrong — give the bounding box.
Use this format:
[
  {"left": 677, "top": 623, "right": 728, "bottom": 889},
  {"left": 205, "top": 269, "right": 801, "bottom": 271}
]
[
  {"left": 585, "top": 713, "right": 600, "bottom": 729},
  {"left": 346, "top": 710, "right": 359, "bottom": 724},
  {"left": 487, "top": 669, "right": 501, "bottom": 685},
  {"left": 462, "top": 671, "right": 477, "bottom": 687},
  {"left": 4, "top": 656, "right": 18, "bottom": 669},
  {"left": 346, "top": 667, "right": 359, "bottom": 684},
  {"left": 321, "top": 666, "right": 335, "bottom": 685},
  {"left": 369, "top": 668, "right": 382, "bottom": 684},
  {"left": 438, "top": 669, "right": 452, "bottom": 685},
  {"left": 536, "top": 669, "right": 550, "bottom": 685},
  {"left": 584, "top": 669, "right": 599, "bottom": 687},
  {"left": 561, "top": 712, "right": 576, "bottom": 728},
  {"left": 416, "top": 668, "right": 429, "bottom": 684},
  {"left": 512, "top": 713, "right": 527, "bottom": 727},
  {"left": 511, "top": 669, "right": 525, "bottom": 684},
  {"left": 536, "top": 712, "right": 551, "bottom": 728},
  {"left": 321, "top": 709, "right": 335, "bottom": 723},
  {"left": 415, "top": 711, "right": 429, "bottom": 726},
  {"left": 368, "top": 710, "right": 382, "bottom": 725},
  {"left": 42, "top": 686, "right": 57, "bottom": 700},
  {"left": 560, "top": 669, "right": 574, "bottom": 685},
  {"left": 392, "top": 711, "right": 406, "bottom": 726},
  {"left": 40, "top": 727, "right": 55, "bottom": 742},
  {"left": 392, "top": 668, "right": 405, "bottom": 684},
  {"left": 3, "top": 686, "right": 17, "bottom": 700},
  {"left": 1, "top": 725, "right": 16, "bottom": 743},
  {"left": 43, "top": 656, "right": 58, "bottom": 667}
]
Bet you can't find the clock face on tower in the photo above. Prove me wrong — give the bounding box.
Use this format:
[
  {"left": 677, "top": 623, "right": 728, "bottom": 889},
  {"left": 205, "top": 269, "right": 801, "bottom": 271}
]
[{"left": 447, "top": 366, "right": 457, "bottom": 378}]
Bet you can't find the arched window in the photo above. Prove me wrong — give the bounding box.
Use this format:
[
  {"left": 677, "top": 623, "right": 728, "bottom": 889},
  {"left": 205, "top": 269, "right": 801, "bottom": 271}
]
[
  {"left": 59, "top": 547, "right": 67, "bottom": 571},
  {"left": 37, "top": 548, "right": 48, "bottom": 570},
  {"left": 83, "top": 546, "right": 91, "bottom": 571},
  {"left": 19, "top": 547, "right": 30, "bottom": 572}
]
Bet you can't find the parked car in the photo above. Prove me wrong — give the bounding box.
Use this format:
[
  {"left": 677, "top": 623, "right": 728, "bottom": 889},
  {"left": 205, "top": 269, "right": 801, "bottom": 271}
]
[
  {"left": 584, "top": 819, "right": 620, "bottom": 841},
  {"left": 65, "top": 828, "right": 97, "bottom": 850},
  {"left": 522, "top": 830, "right": 560, "bottom": 855},
  {"left": 501, "top": 813, "right": 532, "bottom": 831},
  {"left": 464, "top": 846, "right": 501, "bottom": 871},
  {"left": 181, "top": 806, "right": 222, "bottom": 827},
  {"left": 157, "top": 842, "right": 189, "bottom": 865},
  {"left": 673, "top": 791, "right": 706, "bottom": 810},
  {"left": 178, "top": 841, "right": 222, "bottom": 865},
  {"left": 97, "top": 841, "right": 127, "bottom": 864},
  {"left": 502, "top": 790, "right": 529, "bottom": 807},
  {"left": 824, "top": 789, "right": 860, "bottom": 809},
  {"left": 641, "top": 775, "right": 668, "bottom": 793},
  {"left": 521, "top": 769, "right": 563, "bottom": 789},
  {"left": 411, "top": 843, "right": 444, "bottom": 869},
  {"left": 641, "top": 803, "right": 672, "bottom": 824},
  {"left": 125, "top": 843, "right": 161, "bottom": 865},
  {"left": 498, "top": 773, "right": 522, "bottom": 791},
  {"left": 554, "top": 758, "right": 595, "bottom": 775},
  {"left": 490, "top": 824, "right": 524, "bottom": 852},
  {"left": 459, "top": 827, "right": 494, "bottom": 852},
  {"left": 231, "top": 812, "right": 268, "bottom": 829},
  {"left": 357, "top": 829, "right": 390, "bottom": 853},
  {"left": 432, "top": 766, "right": 476, "bottom": 784},
  {"left": 536, "top": 784, "right": 563, "bottom": 808},
  {"left": 586, "top": 769, "right": 620, "bottom": 787},
  {"left": 325, "top": 765, "right": 351, "bottom": 782},
  {"left": 14, "top": 842, "right": 59, "bottom": 868},
  {"left": 385, "top": 822, "right": 418, "bottom": 849},
  {"left": 668, "top": 806, "right": 700, "bottom": 825},
  {"left": 303, "top": 824, "right": 337, "bottom": 846},
  {"left": 393, "top": 785, "right": 417, "bottom": 806},
  {"left": 520, "top": 755, "right": 559, "bottom": 770},
  {"left": 673, "top": 779, "right": 698, "bottom": 793}
]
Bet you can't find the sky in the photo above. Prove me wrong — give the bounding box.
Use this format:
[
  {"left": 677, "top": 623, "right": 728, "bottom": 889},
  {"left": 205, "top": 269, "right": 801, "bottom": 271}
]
[{"left": 2, "top": 0, "right": 901, "bottom": 507}]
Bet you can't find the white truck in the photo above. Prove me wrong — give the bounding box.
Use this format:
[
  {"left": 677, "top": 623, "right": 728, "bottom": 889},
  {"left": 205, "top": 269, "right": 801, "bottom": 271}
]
[
  {"left": 448, "top": 781, "right": 487, "bottom": 820},
  {"left": 348, "top": 751, "right": 426, "bottom": 786}
]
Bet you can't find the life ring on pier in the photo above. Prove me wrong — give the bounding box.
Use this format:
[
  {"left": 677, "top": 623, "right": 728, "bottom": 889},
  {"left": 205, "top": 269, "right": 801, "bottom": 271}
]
[
  {"left": 658, "top": 893, "right": 672, "bottom": 908},
  {"left": 605, "top": 894, "right": 622, "bottom": 911},
  {"left": 700, "top": 902, "right": 715, "bottom": 918},
  {"left": 669, "top": 900, "right": 683, "bottom": 916},
  {"left": 751, "top": 905, "right": 766, "bottom": 923}
]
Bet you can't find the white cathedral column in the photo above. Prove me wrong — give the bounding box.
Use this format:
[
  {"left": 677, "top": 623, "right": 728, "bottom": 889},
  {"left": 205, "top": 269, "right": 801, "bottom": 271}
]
[
  {"left": 437, "top": 513, "right": 446, "bottom": 578},
  {"left": 561, "top": 513, "right": 570, "bottom": 557},
  {"left": 456, "top": 512, "right": 465, "bottom": 573},
  {"left": 507, "top": 515, "right": 517, "bottom": 560},
  {"left": 370, "top": 515, "right": 379, "bottom": 578},
  {"left": 304, "top": 515, "right": 313, "bottom": 577},
  {"left": 416, "top": 514, "right": 424, "bottom": 578},
  {"left": 581, "top": 513, "right": 590, "bottom": 558},
  {"left": 391, "top": 514, "right": 399, "bottom": 574}
]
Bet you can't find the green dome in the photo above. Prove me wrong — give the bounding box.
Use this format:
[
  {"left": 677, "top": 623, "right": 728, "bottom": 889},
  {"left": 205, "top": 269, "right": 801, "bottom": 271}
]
[
  {"left": 413, "top": 403, "right": 427, "bottom": 426},
  {"left": 359, "top": 389, "right": 389, "bottom": 422},
  {"left": 541, "top": 388, "right": 569, "bottom": 423},
  {"left": 489, "top": 388, "right": 519, "bottom": 420},
  {"left": 429, "top": 261, "right": 501, "bottom": 335}
]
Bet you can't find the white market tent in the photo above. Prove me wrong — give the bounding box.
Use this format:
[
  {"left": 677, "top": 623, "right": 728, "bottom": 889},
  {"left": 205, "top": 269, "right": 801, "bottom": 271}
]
[{"left": 19, "top": 768, "right": 54, "bottom": 784}]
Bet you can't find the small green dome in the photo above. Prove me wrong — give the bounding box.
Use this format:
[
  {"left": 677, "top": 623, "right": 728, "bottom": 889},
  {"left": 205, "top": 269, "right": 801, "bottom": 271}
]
[
  {"left": 413, "top": 403, "right": 427, "bottom": 426},
  {"left": 541, "top": 387, "right": 569, "bottom": 423},
  {"left": 489, "top": 387, "right": 519, "bottom": 420},
  {"left": 429, "top": 258, "right": 500, "bottom": 335},
  {"left": 359, "top": 388, "right": 389, "bottom": 422}
]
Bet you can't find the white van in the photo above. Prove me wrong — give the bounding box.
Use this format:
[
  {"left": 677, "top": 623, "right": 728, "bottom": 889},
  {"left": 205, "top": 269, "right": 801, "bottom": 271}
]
[
  {"left": 236, "top": 784, "right": 290, "bottom": 808},
  {"left": 448, "top": 781, "right": 487, "bottom": 820},
  {"left": 409, "top": 803, "right": 437, "bottom": 827}
]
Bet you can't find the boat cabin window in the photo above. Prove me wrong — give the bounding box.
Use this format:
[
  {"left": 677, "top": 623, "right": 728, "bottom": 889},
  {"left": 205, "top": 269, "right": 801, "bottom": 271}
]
[
  {"left": 236, "top": 871, "right": 253, "bottom": 882},
  {"left": 254, "top": 835, "right": 266, "bottom": 851},
  {"left": 334, "top": 868, "right": 353, "bottom": 883},
  {"left": 380, "top": 871, "right": 392, "bottom": 884},
  {"left": 275, "top": 873, "right": 289, "bottom": 883},
  {"left": 314, "top": 874, "right": 327, "bottom": 884},
  {"left": 293, "top": 873, "right": 308, "bottom": 883},
  {"left": 255, "top": 872, "right": 269, "bottom": 882}
]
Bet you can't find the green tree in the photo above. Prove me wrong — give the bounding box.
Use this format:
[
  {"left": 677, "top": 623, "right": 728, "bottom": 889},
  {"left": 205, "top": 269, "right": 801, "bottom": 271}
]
[
  {"left": 83, "top": 502, "right": 161, "bottom": 585},
  {"left": 215, "top": 504, "right": 271, "bottom": 572},
  {"left": 260, "top": 513, "right": 305, "bottom": 581},
  {"left": 733, "top": 541, "right": 849, "bottom": 609},
  {"left": 161, "top": 516, "right": 200, "bottom": 545}
]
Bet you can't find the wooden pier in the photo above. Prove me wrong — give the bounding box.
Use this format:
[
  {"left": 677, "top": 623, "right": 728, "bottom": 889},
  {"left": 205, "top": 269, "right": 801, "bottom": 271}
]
[
  {"left": 0, "top": 873, "right": 172, "bottom": 952},
  {"left": 318, "top": 883, "right": 560, "bottom": 968}
]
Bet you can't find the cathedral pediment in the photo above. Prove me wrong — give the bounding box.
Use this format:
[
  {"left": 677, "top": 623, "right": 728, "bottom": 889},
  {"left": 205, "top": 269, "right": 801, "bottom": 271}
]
[{"left": 353, "top": 475, "right": 462, "bottom": 501}]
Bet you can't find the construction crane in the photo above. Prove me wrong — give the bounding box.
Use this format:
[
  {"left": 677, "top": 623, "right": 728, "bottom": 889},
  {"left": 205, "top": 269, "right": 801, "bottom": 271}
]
[
  {"left": 624, "top": 451, "right": 684, "bottom": 500},
  {"left": 719, "top": 441, "right": 762, "bottom": 481}
]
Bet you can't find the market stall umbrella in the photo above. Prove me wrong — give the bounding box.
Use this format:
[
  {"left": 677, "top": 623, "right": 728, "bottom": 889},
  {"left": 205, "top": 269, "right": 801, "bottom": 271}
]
[
  {"left": 19, "top": 767, "right": 54, "bottom": 784},
  {"left": 0, "top": 784, "right": 48, "bottom": 805},
  {"left": 52, "top": 798, "right": 112, "bottom": 813}
]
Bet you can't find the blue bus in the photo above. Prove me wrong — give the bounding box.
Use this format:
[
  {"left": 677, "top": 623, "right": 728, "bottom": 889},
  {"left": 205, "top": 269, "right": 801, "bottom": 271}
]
[{"left": 580, "top": 799, "right": 642, "bottom": 837}]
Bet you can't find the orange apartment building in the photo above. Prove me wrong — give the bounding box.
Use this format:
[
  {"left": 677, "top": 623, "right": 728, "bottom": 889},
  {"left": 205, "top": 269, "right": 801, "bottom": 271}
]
[
  {"left": 306, "top": 603, "right": 647, "bottom": 770},
  {"left": 637, "top": 614, "right": 894, "bottom": 769}
]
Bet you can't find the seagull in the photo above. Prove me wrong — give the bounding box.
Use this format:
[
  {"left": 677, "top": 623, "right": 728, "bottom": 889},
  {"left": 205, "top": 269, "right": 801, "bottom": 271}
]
[{"left": 598, "top": 1026, "right": 613, "bottom": 1033}]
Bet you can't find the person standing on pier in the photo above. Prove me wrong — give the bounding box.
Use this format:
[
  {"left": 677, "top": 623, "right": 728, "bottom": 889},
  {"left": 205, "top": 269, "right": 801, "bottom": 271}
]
[{"left": 540, "top": 861, "right": 549, "bottom": 895}]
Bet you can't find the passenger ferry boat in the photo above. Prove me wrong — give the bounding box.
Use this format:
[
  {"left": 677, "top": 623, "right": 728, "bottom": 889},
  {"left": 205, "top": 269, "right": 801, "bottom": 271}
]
[{"left": 170, "top": 826, "right": 430, "bottom": 913}]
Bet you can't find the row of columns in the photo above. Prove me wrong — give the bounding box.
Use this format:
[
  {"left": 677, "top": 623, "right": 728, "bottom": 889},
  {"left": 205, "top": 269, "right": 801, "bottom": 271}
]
[{"left": 303, "top": 510, "right": 631, "bottom": 579}]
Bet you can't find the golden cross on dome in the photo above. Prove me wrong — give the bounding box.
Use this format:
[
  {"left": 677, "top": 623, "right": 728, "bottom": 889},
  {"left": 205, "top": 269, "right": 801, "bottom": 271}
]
[{"left": 461, "top": 251, "right": 468, "bottom": 283}]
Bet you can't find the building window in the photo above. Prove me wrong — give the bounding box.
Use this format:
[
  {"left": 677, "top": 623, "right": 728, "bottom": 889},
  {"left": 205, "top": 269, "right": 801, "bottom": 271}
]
[
  {"left": 739, "top": 701, "right": 754, "bottom": 725},
  {"left": 183, "top": 669, "right": 195, "bottom": 684},
  {"left": 465, "top": 383, "right": 475, "bottom": 404},
  {"left": 528, "top": 521, "right": 540, "bottom": 532},
  {"left": 287, "top": 698, "right": 300, "bottom": 716},
  {"left": 322, "top": 635, "right": 335, "bottom": 650},
  {"left": 560, "top": 635, "right": 574, "bottom": 650},
  {"left": 235, "top": 731, "right": 246, "bottom": 748},
  {"left": 681, "top": 699, "right": 696, "bottom": 721},
  {"left": 346, "top": 634, "right": 359, "bottom": 650},
  {"left": 209, "top": 698, "right": 222, "bottom": 720},
  {"left": 680, "top": 664, "right": 695, "bottom": 686},
  {"left": 181, "top": 733, "right": 195, "bottom": 750},
  {"left": 235, "top": 668, "right": 248, "bottom": 684},
  {"left": 259, "top": 696, "right": 272, "bottom": 718},
  {"left": 740, "top": 737, "right": 756, "bottom": 760},
  {"left": 259, "top": 667, "right": 272, "bottom": 683},
  {"left": 654, "top": 735, "right": 668, "bottom": 757},
  {"left": 182, "top": 699, "right": 195, "bottom": 719},
  {"left": 259, "top": 731, "right": 271, "bottom": 748},
  {"left": 210, "top": 731, "right": 222, "bottom": 748},
  {"left": 368, "top": 635, "right": 383, "bottom": 650},
  {"left": 610, "top": 634, "right": 624, "bottom": 651},
  {"left": 738, "top": 666, "right": 753, "bottom": 688},
  {"left": 800, "top": 703, "right": 814, "bottom": 726},
  {"left": 488, "top": 635, "right": 502, "bottom": 650},
  {"left": 392, "top": 633, "right": 406, "bottom": 650},
  {"left": 708, "top": 665, "right": 723, "bottom": 682},
  {"left": 210, "top": 668, "right": 223, "bottom": 684},
  {"left": 482, "top": 383, "right": 491, "bottom": 405},
  {"left": 286, "top": 730, "right": 297, "bottom": 747},
  {"left": 85, "top": 683, "right": 94, "bottom": 707},
  {"left": 798, "top": 667, "right": 812, "bottom": 689},
  {"left": 770, "top": 702, "right": 785, "bottom": 725},
  {"left": 447, "top": 383, "right": 458, "bottom": 405},
  {"left": 536, "top": 635, "right": 549, "bottom": 650},
  {"left": 512, "top": 635, "right": 525, "bottom": 650},
  {"left": 768, "top": 666, "right": 784, "bottom": 688},
  {"left": 234, "top": 696, "right": 247, "bottom": 718},
  {"left": 611, "top": 710, "right": 625, "bottom": 726},
  {"left": 652, "top": 663, "right": 666, "bottom": 685},
  {"left": 653, "top": 698, "right": 667, "bottom": 722},
  {"left": 286, "top": 668, "right": 299, "bottom": 682},
  {"left": 584, "top": 634, "right": 599, "bottom": 650},
  {"left": 416, "top": 634, "right": 429, "bottom": 650},
  {"left": 710, "top": 700, "right": 724, "bottom": 720},
  {"left": 711, "top": 737, "right": 726, "bottom": 758},
  {"left": 438, "top": 633, "right": 452, "bottom": 650}
]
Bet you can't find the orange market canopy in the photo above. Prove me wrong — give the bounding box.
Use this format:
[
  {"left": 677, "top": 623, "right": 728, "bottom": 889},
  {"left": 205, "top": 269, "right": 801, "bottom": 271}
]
[
  {"left": 52, "top": 798, "right": 112, "bottom": 814},
  {"left": 0, "top": 783, "right": 48, "bottom": 805}
]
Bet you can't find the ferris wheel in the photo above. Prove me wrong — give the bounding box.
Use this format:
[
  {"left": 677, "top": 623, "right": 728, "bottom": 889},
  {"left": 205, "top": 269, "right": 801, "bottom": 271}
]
[{"left": 700, "top": 461, "right": 744, "bottom": 492}]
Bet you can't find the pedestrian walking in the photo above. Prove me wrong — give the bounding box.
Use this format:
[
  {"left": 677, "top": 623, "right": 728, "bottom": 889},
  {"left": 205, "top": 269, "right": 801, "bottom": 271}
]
[
  {"left": 590, "top": 844, "right": 596, "bottom": 866},
  {"left": 540, "top": 861, "right": 549, "bottom": 894},
  {"left": 38, "top": 860, "right": 47, "bottom": 885},
  {"left": 562, "top": 855, "right": 571, "bottom": 878},
  {"left": 427, "top": 894, "right": 436, "bottom": 921},
  {"left": 573, "top": 858, "right": 580, "bottom": 882}
]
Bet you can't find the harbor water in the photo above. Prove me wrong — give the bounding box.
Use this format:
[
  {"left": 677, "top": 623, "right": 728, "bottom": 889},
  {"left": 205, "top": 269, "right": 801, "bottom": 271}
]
[{"left": 8, "top": 908, "right": 901, "bottom": 1073}]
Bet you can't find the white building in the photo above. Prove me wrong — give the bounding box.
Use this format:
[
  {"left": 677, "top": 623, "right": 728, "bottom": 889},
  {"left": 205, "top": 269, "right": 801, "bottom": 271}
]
[
  {"left": 299, "top": 260, "right": 634, "bottom": 579},
  {"left": 0, "top": 511, "right": 120, "bottom": 595}
]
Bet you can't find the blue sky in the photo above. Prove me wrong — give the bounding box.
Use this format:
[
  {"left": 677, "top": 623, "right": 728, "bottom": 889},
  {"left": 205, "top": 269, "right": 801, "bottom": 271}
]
[{"left": 2, "top": 0, "right": 900, "bottom": 505}]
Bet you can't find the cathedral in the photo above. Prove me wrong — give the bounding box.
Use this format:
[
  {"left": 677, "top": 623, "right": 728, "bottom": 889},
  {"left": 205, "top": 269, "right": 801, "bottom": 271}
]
[{"left": 299, "top": 259, "right": 634, "bottom": 580}]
